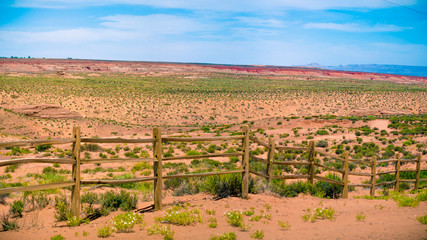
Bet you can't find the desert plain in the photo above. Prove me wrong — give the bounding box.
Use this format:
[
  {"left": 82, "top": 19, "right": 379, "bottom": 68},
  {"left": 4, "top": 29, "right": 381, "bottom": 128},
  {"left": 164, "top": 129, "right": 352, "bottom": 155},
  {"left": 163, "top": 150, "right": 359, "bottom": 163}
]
[{"left": 0, "top": 58, "right": 426, "bottom": 240}]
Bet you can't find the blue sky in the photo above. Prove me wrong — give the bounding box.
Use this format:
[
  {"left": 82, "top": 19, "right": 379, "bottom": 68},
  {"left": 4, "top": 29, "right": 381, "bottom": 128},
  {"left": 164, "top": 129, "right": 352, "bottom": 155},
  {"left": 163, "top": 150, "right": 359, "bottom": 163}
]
[{"left": 1, "top": 0, "right": 426, "bottom": 66}]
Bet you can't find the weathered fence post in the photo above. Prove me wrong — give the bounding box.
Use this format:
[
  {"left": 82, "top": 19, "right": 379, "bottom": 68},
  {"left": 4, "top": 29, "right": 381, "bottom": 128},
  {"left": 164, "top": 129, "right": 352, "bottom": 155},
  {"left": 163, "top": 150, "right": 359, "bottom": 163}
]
[
  {"left": 394, "top": 154, "right": 401, "bottom": 191},
  {"left": 414, "top": 154, "right": 422, "bottom": 191},
  {"left": 153, "top": 128, "right": 163, "bottom": 210},
  {"left": 370, "top": 156, "right": 377, "bottom": 197},
  {"left": 308, "top": 141, "right": 315, "bottom": 184},
  {"left": 241, "top": 125, "right": 250, "bottom": 199},
  {"left": 266, "top": 137, "right": 275, "bottom": 184},
  {"left": 342, "top": 151, "right": 349, "bottom": 199},
  {"left": 71, "top": 126, "right": 81, "bottom": 217}
]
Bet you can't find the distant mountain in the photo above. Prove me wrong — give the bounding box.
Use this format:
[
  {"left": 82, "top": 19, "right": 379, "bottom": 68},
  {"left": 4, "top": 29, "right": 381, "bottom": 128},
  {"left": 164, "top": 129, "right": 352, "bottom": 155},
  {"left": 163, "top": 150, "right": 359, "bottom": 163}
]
[{"left": 313, "top": 64, "right": 427, "bottom": 77}]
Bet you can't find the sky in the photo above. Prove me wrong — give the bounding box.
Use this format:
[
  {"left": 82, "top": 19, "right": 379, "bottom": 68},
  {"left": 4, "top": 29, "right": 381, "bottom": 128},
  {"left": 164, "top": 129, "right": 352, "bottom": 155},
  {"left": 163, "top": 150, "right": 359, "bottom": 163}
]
[{"left": 0, "top": 0, "right": 426, "bottom": 66}]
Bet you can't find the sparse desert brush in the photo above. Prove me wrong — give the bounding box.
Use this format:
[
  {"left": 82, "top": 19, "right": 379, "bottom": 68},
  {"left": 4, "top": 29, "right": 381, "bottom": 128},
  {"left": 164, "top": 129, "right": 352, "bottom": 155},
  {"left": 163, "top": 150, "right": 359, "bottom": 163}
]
[
  {"left": 417, "top": 215, "right": 427, "bottom": 224},
  {"left": 147, "top": 223, "right": 174, "bottom": 240},
  {"left": 106, "top": 190, "right": 138, "bottom": 211},
  {"left": 1, "top": 214, "right": 19, "bottom": 231},
  {"left": 303, "top": 207, "right": 335, "bottom": 222},
  {"left": 111, "top": 212, "right": 143, "bottom": 232},
  {"left": 278, "top": 220, "right": 291, "bottom": 230},
  {"left": 355, "top": 213, "right": 366, "bottom": 221},
  {"left": 50, "top": 234, "right": 65, "bottom": 240},
  {"left": 98, "top": 225, "right": 114, "bottom": 238},
  {"left": 10, "top": 199, "right": 24, "bottom": 218},
  {"left": 155, "top": 204, "right": 198, "bottom": 226},
  {"left": 210, "top": 232, "right": 236, "bottom": 240},
  {"left": 225, "top": 210, "right": 248, "bottom": 229},
  {"left": 251, "top": 230, "right": 264, "bottom": 239},
  {"left": 208, "top": 217, "right": 218, "bottom": 228}
]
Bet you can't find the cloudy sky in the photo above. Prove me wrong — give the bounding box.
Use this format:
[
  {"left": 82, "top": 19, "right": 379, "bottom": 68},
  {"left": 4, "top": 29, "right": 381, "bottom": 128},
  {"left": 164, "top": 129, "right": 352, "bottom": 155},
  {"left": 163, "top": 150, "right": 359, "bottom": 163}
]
[{"left": 1, "top": 0, "right": 426, "bottom": 66}]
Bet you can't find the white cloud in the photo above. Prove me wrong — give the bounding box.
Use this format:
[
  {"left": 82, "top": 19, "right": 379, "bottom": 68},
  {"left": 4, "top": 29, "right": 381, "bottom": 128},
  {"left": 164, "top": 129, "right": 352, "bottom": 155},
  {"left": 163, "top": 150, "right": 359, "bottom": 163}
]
[
  {"left": 0, "top": 14, "right": 213, "bottom": 45},
  {"left": 304, "top": 23, "right": 412, "bottom": 32},
  {"left": 235, "top": 17, "right": 287, "bottom": 28},
  {"left": 13, "top": 0, "right": 417, "bottom": 11},
  {"left": 0, "top": 28, "right": 139, "bottom": 44},
  {"left": 100, "top": 14, "right": 209, "bottom": 34}
]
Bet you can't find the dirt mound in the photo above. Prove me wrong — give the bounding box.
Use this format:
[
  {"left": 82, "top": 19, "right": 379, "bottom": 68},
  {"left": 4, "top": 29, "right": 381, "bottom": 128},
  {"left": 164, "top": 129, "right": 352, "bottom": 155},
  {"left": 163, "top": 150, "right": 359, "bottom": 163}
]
[{"left": 7, "top": 104, "right": 81, "bottom": 119}]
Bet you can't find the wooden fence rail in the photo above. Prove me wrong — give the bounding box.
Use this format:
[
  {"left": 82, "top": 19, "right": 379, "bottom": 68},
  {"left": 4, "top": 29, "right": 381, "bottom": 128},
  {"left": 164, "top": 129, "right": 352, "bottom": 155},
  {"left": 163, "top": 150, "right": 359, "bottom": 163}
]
[{"left": 0, "top": 126, "right": 425, "bottom": 217}]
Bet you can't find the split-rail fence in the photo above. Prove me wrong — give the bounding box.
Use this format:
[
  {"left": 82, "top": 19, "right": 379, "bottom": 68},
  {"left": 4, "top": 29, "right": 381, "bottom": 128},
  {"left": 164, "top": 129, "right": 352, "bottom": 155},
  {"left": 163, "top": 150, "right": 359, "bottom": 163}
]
[{"left": 0, "top": 126, "right": 425, "bottom": 217}]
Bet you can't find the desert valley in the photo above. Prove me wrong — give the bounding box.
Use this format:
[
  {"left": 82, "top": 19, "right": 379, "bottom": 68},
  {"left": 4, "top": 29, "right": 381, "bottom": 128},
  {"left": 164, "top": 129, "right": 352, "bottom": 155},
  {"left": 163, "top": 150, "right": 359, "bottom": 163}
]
[{"left": 0, "top": 58, "right": 426, "bottom": 240}]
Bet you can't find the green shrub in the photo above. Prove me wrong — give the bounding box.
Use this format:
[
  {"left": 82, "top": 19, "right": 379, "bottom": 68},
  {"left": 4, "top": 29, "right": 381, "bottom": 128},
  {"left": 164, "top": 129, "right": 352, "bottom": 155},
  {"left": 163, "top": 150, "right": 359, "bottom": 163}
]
[
  {"left": 417, "top": 215, "right": 427, "bottom": 224},
  {"left": 5, "top": 164, "right": 19, "bottom": 173},
  {"left": 147, "top": 223, "right": 174, "bottom": 240},
  {"left": 112, "top": 212, "right": 143, "bottom": 232},
  {"left": 210, "top": 232, "right": 236, "bottom": 240},
  {"left": 225, "top": 210, "right": 243, "bottom": 227},
  {"left": 10, "top": 199, "right": 24, "bottom": 218},
  {"left": 98, "top": 225, "right": 113, "bottom": 238},
  {"left": 186, "top": 150, "right": 202, "bottom": 156},
  {"left": 101, "top": 190, "right": 138, "bottom": 213},
  {"left": 54, "top": 196, "right": 71, "bottom": 221},
  {"left": 67, "top": 215, "right": 84, "bottom": 227},
  {"left": 81, "top": 143, "right": 102, "bottom": 152},
  {"left": 50, "top": 234, "right": 65, "bottom": 240},
  {"left": 202, "top": 173, "right": 255, "bottom": 198},
  {"left": 131, "top": 162, "right": 151, "bottom": 172},
  {"left": 42, "top": 166, "right": 58, "bottom": 174},
  {"left": 315, "top": 140, "right": 328, "bottom": 148},
  {"left": 303, "top": 207, "right": 335, "bottom": 222},
  {"left": 35, "top": 144, "right": 52, "bottom": 152},
  {"left": 251, "top": 230, "right": 264, "bottom": 239},
  {"left": 316, "top": 130, "right": 329, "bottom": 135},
  {"left": 278, "top": 220, "right": 291, "bottom": 230},
  {"left": 156, "top": 205, "right": 198, "bottom": 226},
  {"left": 23, "top": 191, "right": 50, "bottom": 210},
  {"left": 1, "top": 214, "right": 18, "bottom": 231},
  {"left": 208, "top": 217, "right": 218, "bottom": 228},
  {"left": 314, "top": 173, "right": 343, "bottom": 199}
]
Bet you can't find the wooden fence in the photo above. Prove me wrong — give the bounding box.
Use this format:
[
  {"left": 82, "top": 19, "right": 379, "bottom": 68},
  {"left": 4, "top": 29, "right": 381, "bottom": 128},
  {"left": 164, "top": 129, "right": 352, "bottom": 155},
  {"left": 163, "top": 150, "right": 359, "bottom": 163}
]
[{"left": 0, "top": 126, "right": 425, "bottom": 217}]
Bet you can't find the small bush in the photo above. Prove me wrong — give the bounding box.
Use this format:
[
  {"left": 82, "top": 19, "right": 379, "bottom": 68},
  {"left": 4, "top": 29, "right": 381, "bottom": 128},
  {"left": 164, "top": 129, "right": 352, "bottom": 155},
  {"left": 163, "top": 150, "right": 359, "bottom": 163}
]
[
  {"left": 210, "top": 232, "right": 236, "bottom": 240},
  {"left": 316, "top": 130, "right": 329, "bottom": 135},
  {"left": 278, "top": 220, "right": 291, "bottom": 230},
  {"left": 5, "top": 164, "right": 19, "bottom": 173},
  {"left": 303, "top": 207, "right": 335, "bottom": 222},
  {"left": 112, "top": 212, "right": 143, "bottom": 232},
  {"left": 98, "top": 225, "right": 113, "bottom": 238},
  {"left": 54, "top": 196, "right": 71, "bottom": 221},
  {"left": 10, "top": 199, "right": 24, "bottom": 218},
  {"left": 208, "top": 218, "right": 218, "bottom": 228},
  {"left": 355, "top": 213, "right": 366, "bottom": 221},
  {"left": 1, "top": 214, "right": 18, "bottom": 231},
  {"left": 316, "top": 140, "right": 328, "bottom": 148},
  {"left": 202, "top": 173, "right": 255, "bottom": 198},
  {"left": 36, "top": 144, "right": 52, "bottom": 152},
  {"left": 24, "top": 191, "right": 50, "bottom": 210},
  {"left": 251, "top": 230, "right": 264, "bottom": 239},
  {"left": 67, "top": 215, "right": 84, "bottom": 227},
  {"left": 225, "top": 210, "right": 243, "bottom": 227},
  {"left": 314, "top": 173, "right": 343, "bottom": 199},
  {"left": 186, "top": 150, "right": 202, "bottom": 156},
  {"left": 50, "top": 234, "right": 65, "bottom": 240},
  {"left": 81, "top": 143, "right": 102, "bottom": 152},
  {"left": 101, "top": 190, "right": 138, "bottom": 213},
  {"left": 147, "top": 223, "right": 174, "bottom": 240},
  {"left": 156, "top": 205, "right": 198, "bottom": 226},
  {"left": 417, "top": 215, "right": 427, "bottom": 224}
]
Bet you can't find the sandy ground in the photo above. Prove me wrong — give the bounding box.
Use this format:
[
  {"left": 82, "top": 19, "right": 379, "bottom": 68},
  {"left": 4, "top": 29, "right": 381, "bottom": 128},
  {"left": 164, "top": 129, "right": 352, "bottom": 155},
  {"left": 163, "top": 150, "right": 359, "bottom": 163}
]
[
  {"left": 0, "top": 58, "right": 426, "bottom": 239},
  {"left": 0, "top": 190, "right": 426, "bottom": 240}
]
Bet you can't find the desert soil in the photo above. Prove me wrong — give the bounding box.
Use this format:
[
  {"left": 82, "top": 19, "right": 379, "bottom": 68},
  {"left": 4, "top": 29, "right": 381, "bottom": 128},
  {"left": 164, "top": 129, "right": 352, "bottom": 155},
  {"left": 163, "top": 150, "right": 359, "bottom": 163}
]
[{"left": 0, "top": 190, "right": 426, "bottom": 240}]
